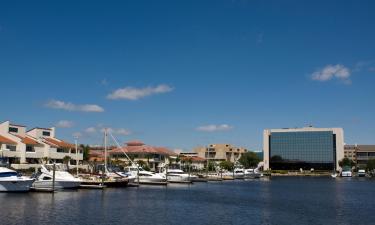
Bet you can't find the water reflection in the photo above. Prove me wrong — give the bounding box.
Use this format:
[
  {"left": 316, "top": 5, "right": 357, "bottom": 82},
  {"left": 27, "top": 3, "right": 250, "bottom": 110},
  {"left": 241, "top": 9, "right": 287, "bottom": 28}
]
[{"left": 0, "top": 178, "right": 375, "bottom": 225}]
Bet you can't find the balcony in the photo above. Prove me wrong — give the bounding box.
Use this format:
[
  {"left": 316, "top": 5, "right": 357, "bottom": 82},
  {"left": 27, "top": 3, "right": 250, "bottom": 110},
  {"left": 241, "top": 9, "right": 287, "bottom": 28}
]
[
  {"left": 356, "top": 156, "right": 375, "bottom": 160},
  {"left": 0, "top": 149, "right": 21, "bottom": 158},
  {"left": 25, "top": 151, "right": 44, "bottom": 158}
]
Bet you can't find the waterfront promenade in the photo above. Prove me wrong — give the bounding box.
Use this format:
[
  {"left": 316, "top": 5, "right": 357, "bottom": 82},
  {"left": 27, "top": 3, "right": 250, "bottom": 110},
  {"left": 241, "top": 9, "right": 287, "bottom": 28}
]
[{"left": 1, "top": 177, "right": 374, "bottom": 225}]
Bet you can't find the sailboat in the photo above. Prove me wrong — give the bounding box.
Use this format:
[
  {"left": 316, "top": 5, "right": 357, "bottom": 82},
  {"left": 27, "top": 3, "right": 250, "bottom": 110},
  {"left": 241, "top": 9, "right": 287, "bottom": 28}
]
[{"left": 80, "top": 129, "right": 130, "bottom": 187}]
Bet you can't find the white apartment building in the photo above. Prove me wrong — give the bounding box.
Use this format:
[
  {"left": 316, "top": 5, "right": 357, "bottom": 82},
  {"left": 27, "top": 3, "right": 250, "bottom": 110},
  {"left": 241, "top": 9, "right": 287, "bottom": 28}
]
[{"left": 0, "top": 121, "right": 83, "bottom": 169}]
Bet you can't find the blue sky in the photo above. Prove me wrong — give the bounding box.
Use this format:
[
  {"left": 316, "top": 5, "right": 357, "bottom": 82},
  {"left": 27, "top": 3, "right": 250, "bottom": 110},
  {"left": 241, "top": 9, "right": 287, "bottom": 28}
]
[{"left": 1, "top": 0, "right": 374, "bottom": 151}]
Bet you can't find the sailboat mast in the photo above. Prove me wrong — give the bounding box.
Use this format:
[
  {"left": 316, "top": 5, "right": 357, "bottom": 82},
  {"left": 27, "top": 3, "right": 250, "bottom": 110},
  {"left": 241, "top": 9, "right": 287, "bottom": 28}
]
[
  {"left": 75, "top": 139, "right": 78, "bottom": 176},
  {"left": 104, "top": 128, "right": 108, "bottom": 173}
]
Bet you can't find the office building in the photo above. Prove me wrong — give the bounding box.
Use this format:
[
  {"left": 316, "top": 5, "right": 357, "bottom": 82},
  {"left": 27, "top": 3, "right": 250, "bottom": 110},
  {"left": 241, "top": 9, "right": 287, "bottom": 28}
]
[{"left": 263, "top": 127, "right": 344, "bottom": 170}]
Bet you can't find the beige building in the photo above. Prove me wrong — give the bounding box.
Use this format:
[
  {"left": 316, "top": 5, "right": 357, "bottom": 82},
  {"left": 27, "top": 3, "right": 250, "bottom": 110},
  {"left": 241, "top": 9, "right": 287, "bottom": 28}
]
[
  {"left": 194, "top": 144, "right": 248, "bottom": 163},
  {"left": 344, "top": 145, "right": 357, "bottom": 163},
  {"left": 356, "top": 145, "right": 375, "bottom": 167},
  {"left": 0, "top": 121, "right": 83, "bottom": 169}
]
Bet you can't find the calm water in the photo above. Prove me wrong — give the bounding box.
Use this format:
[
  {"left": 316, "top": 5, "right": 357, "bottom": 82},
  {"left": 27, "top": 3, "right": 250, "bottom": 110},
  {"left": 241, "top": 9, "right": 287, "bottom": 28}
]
[{"left": 1, "top": 177, "right": 374, "bottom": 225}]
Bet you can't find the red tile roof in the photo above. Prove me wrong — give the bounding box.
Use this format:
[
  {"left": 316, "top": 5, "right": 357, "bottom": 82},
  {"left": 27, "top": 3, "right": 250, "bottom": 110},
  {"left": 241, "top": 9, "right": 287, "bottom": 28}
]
[
  {"left": 126, "top": 140, "right": 145, "bottom": 146},
  {"left": 181, "top": 156, "right": 206, "bottom": 162},
  {"left": 44, "top": 138, "right": 74, "bottom": 148},
  {"left": 13, "top": 135, "right": 40, "bottom": 145},
  {"left": 94, "top": 141, "right": 177, "bottom": 156},
  {"left": 0, "top": 135, "right": 17, "bottom": 145}
]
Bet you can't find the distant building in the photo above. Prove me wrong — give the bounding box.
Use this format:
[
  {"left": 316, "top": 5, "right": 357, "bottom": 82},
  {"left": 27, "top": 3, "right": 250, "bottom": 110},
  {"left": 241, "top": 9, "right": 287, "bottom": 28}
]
[
  {"left": 0, "top": 121, "right": 83, "bottom": 169},
  {"left": 179, "top": 152, "right": 206, "bottom": 170},
  {"left": 344, "top": 145, "right": 375, "bottom": 167},
  {"left": 344, "top": 145, "right": 357, "bottom": 163},
  {"left": 263, "top": 127, "right": 344, "bottom": 171},
  {"left": 194, "top": 144, "right": 248, "bottom": 163},
  {"left": 89, "top": 140, "right": 176, "bottom": 171}
]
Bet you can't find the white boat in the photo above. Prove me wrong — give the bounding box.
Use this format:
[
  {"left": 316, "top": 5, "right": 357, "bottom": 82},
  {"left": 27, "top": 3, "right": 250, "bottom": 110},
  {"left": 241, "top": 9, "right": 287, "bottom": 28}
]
[
  {"left": 232, "top": 168, "right": 245, "bottom": 179},
  {"left": 32, "top": 164, "right": 81, "bottom": 189},
  {"left": 124, "top": 166, "right": 167, "bottom": 184},
  {"left": 244, "top": 168, "right": 262, "bottom": 179},
  {"left": 0, "top": 167, "right": 34, "bottom": 192},
  {"left": 341, "top": 170, "right": 352, "bottom": 177},
  {"left": 97, "top": 165, "right": 135, "bottom": 183},
  {"left": 358, "top": 169, "right": 366, "bottom": 177},
  {"left": 165, "top": 169, "right": 196, "bottom": 183}
]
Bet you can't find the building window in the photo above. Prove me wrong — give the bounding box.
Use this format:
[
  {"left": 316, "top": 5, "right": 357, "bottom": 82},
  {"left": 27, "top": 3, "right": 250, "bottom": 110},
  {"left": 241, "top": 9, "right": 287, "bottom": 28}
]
[
  {"left": 6, "top": 145, "right": 16, "bottom": 151},
  {"left": 26, "top": 145, "right": 35, "bottom": 152},
  {"left": 9, "top": 127, "right": 18, "bottom": 133},
  {"left": 57, "top": 148, "right": 65, "bottom": 153},
  {"left": 42, "top": 131, "right": 51, "bottom": 136}
]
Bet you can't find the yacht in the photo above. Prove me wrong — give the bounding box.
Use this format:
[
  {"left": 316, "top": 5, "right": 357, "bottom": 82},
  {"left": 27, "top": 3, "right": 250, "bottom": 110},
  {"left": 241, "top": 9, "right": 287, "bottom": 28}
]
[
  {"left": 0, "top": 167, "right": 34, "bottom": 192},
  {"left": 32, "top": 164, "right": 81, "bottom": 189},
  {"left": 244, "top": 168, "right": 262, "bottom": 179},
  {"left": 124, "top": 165, "right": 167, "bottom": 184},
  {"left": 165, "top": 169, "right": 197, "bottom": 183},
  {"left": 341, "top": 170, "right": 352, "bottom": 177},
  {"left": 358, "top": 169, "right": 366, "bottom": 177},
  {"left": 232, "top": 168, "right": 245, "bottom": 179}
]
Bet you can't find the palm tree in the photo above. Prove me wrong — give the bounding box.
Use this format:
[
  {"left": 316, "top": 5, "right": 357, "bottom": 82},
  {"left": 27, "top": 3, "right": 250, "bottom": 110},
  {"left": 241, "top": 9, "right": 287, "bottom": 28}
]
[
  {"left": 63, "top": 155, "right": 71, "bottom": 170},
  {"left": 41, "top": 157, "right": 49, "bottom": 164}
]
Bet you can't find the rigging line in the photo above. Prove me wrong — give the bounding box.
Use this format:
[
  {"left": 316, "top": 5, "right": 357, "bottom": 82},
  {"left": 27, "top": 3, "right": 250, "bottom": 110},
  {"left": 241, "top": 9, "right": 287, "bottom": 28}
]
[{"left": 108, "top": 131, "right": 136, "bottom": 167}]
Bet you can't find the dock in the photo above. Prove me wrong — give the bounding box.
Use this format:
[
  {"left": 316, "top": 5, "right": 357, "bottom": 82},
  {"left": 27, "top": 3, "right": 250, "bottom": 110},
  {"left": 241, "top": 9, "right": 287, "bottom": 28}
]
[
  {"left": 191, "top": 178, "right": 208, "bottom": 182},
  {"left": 30, "top": 187, "right": 55, "bottom": 193},
  {"left": 207, "top": 177, "right": 224, "bottom": 181},
  {"left": 168, "top": 180, "right": 193, "bottom": 184},
  {"left": 138, "top": 181, "right": 168, "bottom": 186},
  {"left": 79, "top": 184, "right": 106, "bottom": 189}
]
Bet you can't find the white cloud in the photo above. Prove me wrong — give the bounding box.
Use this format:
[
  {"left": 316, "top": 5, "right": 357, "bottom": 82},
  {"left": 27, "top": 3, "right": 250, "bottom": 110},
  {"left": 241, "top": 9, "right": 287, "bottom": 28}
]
[
  {"left": 354, "top": 60, "right": 375, "bottom": 72},
  {"left": 107, "top": 84, "right": 174, "bottom": 100},
  {"left": 72, "top": 132, "right": 82, "bottom": 138},
  {"left": 55, "top": 120, "right": 74, "bottom": 128},
  {"left": 85, "top": 127, "right": 97, "bottom": 133},
  {"left": 115, "top": 128, "right": 132, "bottom": 136},
  {"left": 100, "top": 127, "right": 132, "bottom": 136},
  {"left": 311, "top": 64, "right": 351, "bottom": 82},
  {"left": 82, "top": 125, "right": 131, "bottom": 137},
  {"left": 196, "top": 124, "right": 233, "bottom": 132},
  {"left": 45, "top": 100, "right": 104, "bottom": 112}
]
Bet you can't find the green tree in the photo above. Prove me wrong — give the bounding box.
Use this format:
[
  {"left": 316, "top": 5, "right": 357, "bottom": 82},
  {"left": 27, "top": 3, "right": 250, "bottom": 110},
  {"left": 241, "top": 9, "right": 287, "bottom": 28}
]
[
  {"left": 339, "top": 157, "right": 355, "bottom": 168},
  {"left": 219, "top": 160, "right": 234, "bottom": 171},
  {"left": 42, "top": 157, "right": 49, "bottom": 164},
  {"left": 80, "top": 144, "right": 90, "bottom": 161},
  {"left": 205, "top": 161, "right": 216, "bottom": 171},
  {"left": 366, "top": 159, "right": 375, "bottom": 171},
  {"left": 137, "top": 160, "right": 146, "bottom": 168},
  {"left": 63, "top": 155, "right": 71, "bottom": 170},
  {"left": 239, "top": 152, "right": 261, "bottom": 168}
]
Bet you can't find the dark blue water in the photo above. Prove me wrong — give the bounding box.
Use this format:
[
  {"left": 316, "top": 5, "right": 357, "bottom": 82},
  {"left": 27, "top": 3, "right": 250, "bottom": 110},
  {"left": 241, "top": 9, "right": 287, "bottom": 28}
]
[{"left": 1, "top": 177, "right": 374, "bottom": 225}]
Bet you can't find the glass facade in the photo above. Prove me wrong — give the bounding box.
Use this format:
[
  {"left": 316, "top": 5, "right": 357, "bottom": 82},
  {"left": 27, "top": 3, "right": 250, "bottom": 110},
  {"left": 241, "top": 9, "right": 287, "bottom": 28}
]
[{"left": 270, "top": 131, "right": 335, "bottom": 170}]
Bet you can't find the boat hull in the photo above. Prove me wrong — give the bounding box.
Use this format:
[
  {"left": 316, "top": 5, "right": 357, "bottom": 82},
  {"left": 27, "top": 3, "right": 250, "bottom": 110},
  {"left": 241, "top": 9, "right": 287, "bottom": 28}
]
[
  {"left": 244, "top": 173, "right": 261, "bottom": 179},
  {"left": 167, "top": 175, "right": 191, "bottom": 182},
  {"left": 32, "top": 180, "right": 81, "bottom": 189},
  {"left": 0, "top": 179, "right": 34, "bottom": 192}
]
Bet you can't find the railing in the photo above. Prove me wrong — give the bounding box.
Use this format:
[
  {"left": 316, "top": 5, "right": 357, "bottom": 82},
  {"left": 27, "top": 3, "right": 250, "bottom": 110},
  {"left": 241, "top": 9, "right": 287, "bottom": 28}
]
[
  {"left": 25, "top": 151, "right": 44, "bottom": 158},
  {"left": 356, "top": 156, "right": 375, "bottom": 160}
]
